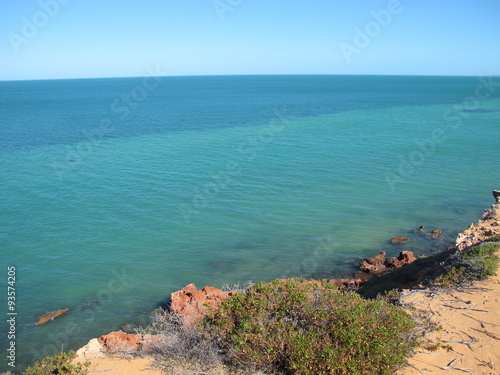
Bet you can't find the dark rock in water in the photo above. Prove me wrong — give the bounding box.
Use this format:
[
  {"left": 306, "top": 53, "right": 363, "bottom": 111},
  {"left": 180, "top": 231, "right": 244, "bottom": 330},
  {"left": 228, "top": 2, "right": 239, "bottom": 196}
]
[
  {"left": 387, "top": 251, "right": 417, "bottom": 268},
  {"left": 428, "top": 229, "right": 443, "bottom": 238},
  {"left": 236, "top": 241, "right": 253, "bottom": 250},
  {"left": 360, "top": 252, "right": 386, "bottom": 275},
  {"left": 493, "top": 190, "right": 500, "bottom": 203},
  {"left": 391, "top": 236, "right": 410, "bottom": 244},
  {"left": 78, "top": 299, "right": 101, "bottom": 311}
]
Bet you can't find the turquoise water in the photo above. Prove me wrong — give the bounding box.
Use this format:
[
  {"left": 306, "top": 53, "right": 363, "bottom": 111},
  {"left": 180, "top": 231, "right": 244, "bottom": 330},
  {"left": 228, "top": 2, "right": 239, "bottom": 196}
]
[{"left": 1, "top": 75, "right": 499, "bottom": 370}]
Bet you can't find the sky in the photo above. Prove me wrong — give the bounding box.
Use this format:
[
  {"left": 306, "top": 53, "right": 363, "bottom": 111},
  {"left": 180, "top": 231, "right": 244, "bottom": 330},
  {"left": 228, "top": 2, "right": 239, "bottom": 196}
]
[{"left": 0, "top": 0, "right": 499, "bottom": 80}]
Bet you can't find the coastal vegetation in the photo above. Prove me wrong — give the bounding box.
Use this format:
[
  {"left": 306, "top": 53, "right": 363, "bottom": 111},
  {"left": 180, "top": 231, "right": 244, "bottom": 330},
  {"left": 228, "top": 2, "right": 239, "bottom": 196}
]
[
  {"left": 203, "top": 279, "right": 417, "bottom": 375},
  {"left": 24, "top": 351, "right": 89, "bottom": 375},
  {"left": 437, "top": 241, "right": 500, "bottom": 287}
]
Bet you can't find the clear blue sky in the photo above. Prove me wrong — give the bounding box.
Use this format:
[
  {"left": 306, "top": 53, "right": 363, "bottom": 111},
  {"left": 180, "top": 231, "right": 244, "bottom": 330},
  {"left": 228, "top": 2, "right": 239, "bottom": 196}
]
[{"left": 1, "top": 0, "right": 499, "bottom": 80}]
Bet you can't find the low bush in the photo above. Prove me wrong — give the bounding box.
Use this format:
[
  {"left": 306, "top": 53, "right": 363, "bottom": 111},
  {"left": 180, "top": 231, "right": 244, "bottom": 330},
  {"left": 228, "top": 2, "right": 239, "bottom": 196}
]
[
  {"left": 204, "top": 279, "right": 417, "bottom": 375},
  {"left": 137, "top": 309, "right": 224, "bottom": 374},
  {"left": 24, "top": 351, "right": 89, "bottom": 375},
  {"left": 484, "top": 234, "right": 500, "bottom": 242},
  {"left": 437, "top": 242, "right": 499, "bottom": 287}
]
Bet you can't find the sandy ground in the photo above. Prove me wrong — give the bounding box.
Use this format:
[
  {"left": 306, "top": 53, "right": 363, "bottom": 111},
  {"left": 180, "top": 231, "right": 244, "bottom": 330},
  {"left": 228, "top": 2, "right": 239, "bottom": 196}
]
[
  {"left": 397, "top": 264, "right": 500, "bottom": 375},
  {"left": 80, "top": 356, "right": 163, "bottom": 374},
  {"left": 398, "top": 201, "right": 500, "bottom": 374}
]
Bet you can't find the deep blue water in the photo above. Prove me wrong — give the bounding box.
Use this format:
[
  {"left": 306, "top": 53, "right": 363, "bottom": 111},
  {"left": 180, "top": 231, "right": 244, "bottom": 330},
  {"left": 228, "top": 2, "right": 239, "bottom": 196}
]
[{"left": 1, "top": 75, "right": 499, "bottom": 370}]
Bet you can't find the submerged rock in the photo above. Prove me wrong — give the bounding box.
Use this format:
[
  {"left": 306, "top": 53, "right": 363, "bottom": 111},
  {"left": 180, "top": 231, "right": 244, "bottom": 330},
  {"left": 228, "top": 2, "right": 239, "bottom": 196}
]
[
  {"left": 35, "top": 308, "right": 69, "bottom": 325},
  {"left": 391, "top": 236, "right": 410, "bottom": 244},
  {"left": 360, "top": 251, "right": 387, "bottom": 275},
  {"left": 428, "top": 229, "right": 443, "bottom": 238}
]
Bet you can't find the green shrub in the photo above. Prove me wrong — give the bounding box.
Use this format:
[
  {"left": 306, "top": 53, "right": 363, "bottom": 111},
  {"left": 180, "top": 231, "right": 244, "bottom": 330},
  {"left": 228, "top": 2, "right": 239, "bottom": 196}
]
[
  {"left": 205, "top": 279, "right": 417, "bottom": 375},
  {"left": 437, "top": 242, "right": 499, "bottom": 287},
  {"left": 24, "top": 351, "right": 89, "bottom": 375},
  {"left": 484, "top": 234, "right": 500, "bottom": 242}
]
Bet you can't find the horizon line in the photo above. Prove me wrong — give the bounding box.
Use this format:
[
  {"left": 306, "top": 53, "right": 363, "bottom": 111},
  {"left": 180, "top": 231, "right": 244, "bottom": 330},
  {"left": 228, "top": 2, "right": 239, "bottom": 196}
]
[{"left": 1, "top": 72, "right": 499, "bottom": 83}]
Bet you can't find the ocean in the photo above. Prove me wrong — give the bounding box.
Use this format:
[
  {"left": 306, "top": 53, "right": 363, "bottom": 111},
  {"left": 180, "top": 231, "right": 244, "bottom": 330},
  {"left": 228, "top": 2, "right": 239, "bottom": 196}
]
[{"left": 1, "top": 75, "right": 499, "bottom": 370}]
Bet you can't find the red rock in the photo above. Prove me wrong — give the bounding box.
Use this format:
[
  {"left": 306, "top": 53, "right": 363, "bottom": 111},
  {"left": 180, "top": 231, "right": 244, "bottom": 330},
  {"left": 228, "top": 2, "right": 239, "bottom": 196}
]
[
  {"left": 429, "top": 229, "right": 443, "bottom": 238},
  {"left": 456, "top": 201, "right": 500, "bottom": 251},
  {"left": 360, "top": 251, "right": 387, "bottom": 275},
  {"left": 97, "top": 330, "right": 160, "bottom": 352},
  {"left": 330, "top": 278, "right": 365, "bottom": 289},
  {"left": 35, "top": 308, "right": 69, "bottom": 326},
  {"left": 391, "top": 237, "right": 410, "bottom": 244},
  {"left": 386, "top": 251, "right": 417, "bottom": 268},
  {"left": 170, "top": 283, "right": 235, "bottom": 326}
]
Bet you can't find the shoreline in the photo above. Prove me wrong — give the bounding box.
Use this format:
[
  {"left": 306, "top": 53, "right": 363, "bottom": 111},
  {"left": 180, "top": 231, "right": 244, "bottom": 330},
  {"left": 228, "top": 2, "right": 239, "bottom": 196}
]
[{"left": 73, "top": 193, "right": 500, "bottom": 374}]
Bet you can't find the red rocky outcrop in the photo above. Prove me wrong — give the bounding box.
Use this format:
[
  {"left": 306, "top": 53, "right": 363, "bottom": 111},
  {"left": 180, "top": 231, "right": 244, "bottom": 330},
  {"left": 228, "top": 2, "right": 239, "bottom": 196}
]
[
  {"left": 387, "top": 251, "right": 417, "bottom": 268},
  {"left": 360, "top": 251, "right": 387, "bottom": 275},
  {"left": 329, "top": 278, "right": 365, "bottom": 289},
  {"left": 455, "top": 198, "right": 500, "bottom": 251},
  {"left": 97, "top": 330, "right": 158, "bottom": 352},
  {"left": 170, "top": 283, "right": 235, "bottom": 326},
  {"left": 360, "top": 250, "right": 417, "bottom": 276}
]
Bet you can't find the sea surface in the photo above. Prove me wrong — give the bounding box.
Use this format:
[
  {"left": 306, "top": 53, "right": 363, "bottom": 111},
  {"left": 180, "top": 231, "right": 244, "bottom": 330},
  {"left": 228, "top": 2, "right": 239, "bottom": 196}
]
[{"left": 1, "top": 75, "right": 499, "bottom": 370}]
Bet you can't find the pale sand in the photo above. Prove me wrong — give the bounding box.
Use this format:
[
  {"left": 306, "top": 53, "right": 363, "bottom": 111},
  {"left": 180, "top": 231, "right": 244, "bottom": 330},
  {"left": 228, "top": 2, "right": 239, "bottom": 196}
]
[
  {"left": 76, "top": 354, "right": 163, "bottom": 374},
  {"left": 397, "top": 260, "right": 500, "bottom": 375},
  {"left": 397, "top": 202, "right": 500, "bottom": 374}
]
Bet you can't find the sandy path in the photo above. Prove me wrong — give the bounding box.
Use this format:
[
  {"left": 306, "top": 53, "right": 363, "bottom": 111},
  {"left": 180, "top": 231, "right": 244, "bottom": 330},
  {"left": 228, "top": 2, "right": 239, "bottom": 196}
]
[
  {"left": 76, "top": 353, "right": 162, "bottom": 374},
  {"left": 85, "top": 356, "right": 163, "bottom": 374},
  {"left": 398, "top": 263, "right": 500, "bottom": 375}
]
